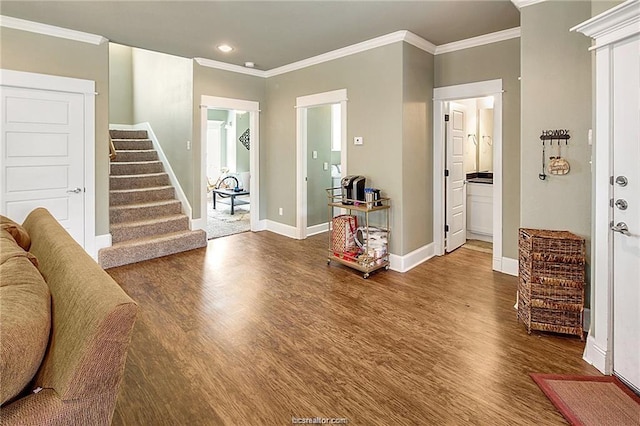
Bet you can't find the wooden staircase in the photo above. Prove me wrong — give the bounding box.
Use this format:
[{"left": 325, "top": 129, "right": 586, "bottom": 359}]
[{"left": 98, "top": 129, "right": 207, "bottom": 269}]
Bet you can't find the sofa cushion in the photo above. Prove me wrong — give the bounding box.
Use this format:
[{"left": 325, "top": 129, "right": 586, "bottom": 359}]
[
  {"left": 0, "top": 234, "right": 51, "bottom": 406},
  {"left": 1, "top": 215, "right": 31, "bottom": 251}
]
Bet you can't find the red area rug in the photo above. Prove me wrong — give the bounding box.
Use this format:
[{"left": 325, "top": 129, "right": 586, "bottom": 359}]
[{"left": 530, "top": 373, "right": 640, "bottom": 426}]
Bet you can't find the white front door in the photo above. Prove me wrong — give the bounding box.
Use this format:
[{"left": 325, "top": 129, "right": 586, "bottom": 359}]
[
  {"left": 446, "top": 103, "right": 467, "bottom": 252},
  {"left": 612, "top": 35, "right": 640, "bottom": 392},
  {"left": 0, "top": 86, "right": 85, "bottom": 245}
]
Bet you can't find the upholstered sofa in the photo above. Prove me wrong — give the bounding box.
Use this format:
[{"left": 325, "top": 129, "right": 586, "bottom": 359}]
[{"left": 0, "top": 208, "right": 138, "bottom": 425}]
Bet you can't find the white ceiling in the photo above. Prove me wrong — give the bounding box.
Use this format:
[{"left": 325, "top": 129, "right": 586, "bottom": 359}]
[{"left": 0, "top": 1, "right": 520, "bottom": 70}]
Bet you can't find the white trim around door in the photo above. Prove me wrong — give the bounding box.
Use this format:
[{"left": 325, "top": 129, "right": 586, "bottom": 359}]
[
  {"left": 198, "top": 95, "right": 260, "bottom": 232},
  {"left": 0, "top": 69, "right": 96, "bottom": 258},
  {"left": 433, "top": 79, "right": 506, "bottom": 273},
  {"left": 295, "top": 89, "right": 348, "bottom": 239}
]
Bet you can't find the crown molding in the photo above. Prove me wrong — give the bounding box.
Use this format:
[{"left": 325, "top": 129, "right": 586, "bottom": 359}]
[
  {"left": 401, "top": 31, "right": 438, "bottom": 55},
  {"left": 0, "top": 15, "right": 108, "bottom": 45},
  {"left": 511, "top": 0, "right": 547, "bottom": 9},
  {"left": 194, "top": 58, "right": 267, "bottom": 78},
  {"left": 264, "top": 31, "right": 405, "bottom": 77},
  {"left": 435, "top": 27, "right": 521, "bottom": 55},
  {"left": 265, "top": 30, "right": 434, "bottom": 78},
  {"left": 571, "top": 0, "right": 639, "bottom": 48}
]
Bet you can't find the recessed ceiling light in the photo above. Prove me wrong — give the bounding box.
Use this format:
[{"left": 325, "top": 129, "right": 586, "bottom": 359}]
[
  {"left": 217, "top": 44, "right": 233, "bottom": 53},
  {"left": 244, "top": 62, "right": 255, "bottom": 68}
]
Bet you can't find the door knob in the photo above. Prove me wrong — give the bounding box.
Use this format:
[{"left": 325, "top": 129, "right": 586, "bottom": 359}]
[
  {"left": 66, "top": 187, "right": 82, "bottom": 194},
  {"left": 615, "top": 176, "right": 628, "bottom": 187},
  {"left": 615, "top": 199, "right": 628, "bottom": 210},
  {"left": 611, "top": 221, "right": 631, "bottom": 236}
]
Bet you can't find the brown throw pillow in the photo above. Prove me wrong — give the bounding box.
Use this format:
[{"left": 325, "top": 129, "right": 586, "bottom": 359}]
[
  {"left": 0, "top": 229, "right": 38, "bottom": 268},
  {"left": 0, "top": 216, "right": 31, "bottom": 251}
]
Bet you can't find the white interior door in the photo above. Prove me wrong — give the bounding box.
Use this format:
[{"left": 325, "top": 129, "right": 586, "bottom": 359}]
[
  {"left": 446, "top": 103, "right": 467, "bottom": 252},
  {"left": 612, "top": 35, "right": 640, "bottom": 392},
  {"left": 0, "top": 86, "right": 85, "bottom": 245}
]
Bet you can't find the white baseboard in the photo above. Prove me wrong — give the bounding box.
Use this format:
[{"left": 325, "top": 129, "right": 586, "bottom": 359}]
[
  {"left": 500, "top": 257, "right": 518, "bottom": 276},
  {"left": 191, "top": 217, "right": 206, "bottom": 231},
  {"left": 467, "top": 231, "right": 493, "bottom": 243},
  {"left": 94, "top": 233, "right": 112, "bottom": 260},
  {"left": 389, "top": 243, "right": 435, "bottom": 273},
  {"left": 307, "top": 222, "right": 329, "bottom": 237},
  {"left": 254, "top": 219, "right": 267, "bottom": 232},
  {"left": 265, "top": 220, "right": 298, "bottom": 239},
  {"left": 583, "top": 334, "right": 610, "bottom": 374}
]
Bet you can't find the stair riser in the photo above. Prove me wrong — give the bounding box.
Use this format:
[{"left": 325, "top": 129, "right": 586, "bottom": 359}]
[
  {"left": 113, "top": 151, "right": 158, "bottom": 162},
  {"left": 110, "top": 202, "right": 182, "bottom": 224},
  {"left": 110, "top": 162, "right": 164, "bottom": 175},
  {"left": 109, "top": 130, "right": 149, "bottom": 139},
  {"left": 98, "top": 230, "right": 207, "bottom": 269},
  {"left": 110, "top": 187, "right": 175, "bottom": 205},
  {"left": 112, "top": 139, "right": 153, "bottom": 150},
  {"left": 110, "top": 174, "right": 170, "bottom": 190},
  {"left": 111, "top": 216, "right": 190, "bottom": 243}
]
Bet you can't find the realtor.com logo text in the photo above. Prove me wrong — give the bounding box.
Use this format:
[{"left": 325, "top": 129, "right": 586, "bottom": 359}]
[{"left": 292, "top": 417, "right": 349, "bottom": 424}]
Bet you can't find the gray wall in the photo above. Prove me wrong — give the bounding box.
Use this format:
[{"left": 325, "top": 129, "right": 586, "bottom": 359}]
[
  {"left": 520, "top": 2, "right": 592, "bottom": 241},
  {"left": 0, "top": 27, "right": 111, "bottom": 235},
  {"left": 306, "top": 105, "right": 332, "bottom": 227},
  {"left": 264, "top": 42, "right": 405, "bottom": 252},
  {"left": 520, "top": 1, "right": 593, "bottom": 301},
  {"left": 192, "top": 63, "right": 266, "bottom": 220},
  {"left": 236, "top": 112, "right": 250, "bottom": 173},
  {"left": 108, "top": 43, "right": 133, "bottom": 125},
  {"left": 131, "top": 48, "right": 194, "bottom": 210},
  {"left": 402, "top": 43, "right": 434, "bottom": 254},
  {"left": 435, "top": 38, "right": 521, "bottom": 258}
]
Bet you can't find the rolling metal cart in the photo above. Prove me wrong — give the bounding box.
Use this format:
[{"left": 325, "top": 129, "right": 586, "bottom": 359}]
[{"left": 326, "top": 188, "right": 390, "bottom": 278}]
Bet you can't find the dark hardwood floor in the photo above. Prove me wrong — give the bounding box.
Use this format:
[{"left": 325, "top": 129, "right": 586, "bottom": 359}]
[{"left": 108, "top": 231, "right": 597, "bottom": 425}]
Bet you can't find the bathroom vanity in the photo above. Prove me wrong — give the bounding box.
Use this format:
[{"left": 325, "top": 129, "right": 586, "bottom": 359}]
[{"left": 466, "top": 172, "right": 493, "bottom": 241}]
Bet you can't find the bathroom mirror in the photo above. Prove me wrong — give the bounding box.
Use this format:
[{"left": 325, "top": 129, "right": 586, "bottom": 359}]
[
  {"left": 457, "top": 96, "right": 494, "bottom": 176},
  {"left": 478, "top": 107, "right": 493, "bottom": 173}
]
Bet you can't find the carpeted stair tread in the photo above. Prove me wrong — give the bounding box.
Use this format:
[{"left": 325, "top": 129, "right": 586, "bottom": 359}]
[
  {"left": 113, "top": 150, "right": 158, "bottom": 162},
  {"left": 111, "top": 139, "right": 153, "bottom": 151},
  {"left": 110, "top": 160, "right": 164, "bottom": 175},
  {"left": 109, "top": 129, "right": 148, "bottom": 139},
  {"left": 98, "top": 229, "right": 207, "bottom": 269},
  {"left": 110, "top": 199, "right": 182, "bottom": 224},
  {"left": 111, "top": 214, "right": 189, "bottom": 243},
  {"left": 110, "top": 172, "right": 170, "bottom": 190},
  {"left": 110, "top": 185, "right": 175, "bottom": 205}
]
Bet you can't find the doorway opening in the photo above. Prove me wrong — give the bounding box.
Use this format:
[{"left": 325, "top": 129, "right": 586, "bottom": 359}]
[
  {"left": 295, "top": 89, "right": 347, "bottom": 239},
  {"left": 205, "top": 109, "right": 251, "bottom": 239},
  {"left": 447, "top": 97, "right": 495, "bottom": 254},
  {"left": 433, "top": 79, "right": 505, "bottom": 273},
  {"left": 200, "top": 96, "right": 260, "bottom": 240}
]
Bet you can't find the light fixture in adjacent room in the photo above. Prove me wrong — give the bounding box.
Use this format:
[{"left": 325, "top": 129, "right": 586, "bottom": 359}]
[{"left": 217, "top": 44, "right": 233, "bottom": 53}]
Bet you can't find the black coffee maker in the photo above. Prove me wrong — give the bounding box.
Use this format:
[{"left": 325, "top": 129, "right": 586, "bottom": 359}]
[{"left": 341, "top": 175, "right": 366, "bottom": 205}]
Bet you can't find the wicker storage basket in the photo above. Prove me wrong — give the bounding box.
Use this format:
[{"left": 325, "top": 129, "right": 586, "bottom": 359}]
[{"left": 518, "top": 228, "right": 585, "bottom": 339}]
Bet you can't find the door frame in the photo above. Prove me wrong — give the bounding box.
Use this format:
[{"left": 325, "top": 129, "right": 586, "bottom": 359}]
[
  {"left": 433, "top": 79, "right": 503, "bottom": 272},
  {"left": 199, "top": 95, "right": 260, "bottom": 232},
  {"left": 572, "top": 0, "right": 640, "bottom": 379},
  {"left": 0, "top": 69, "right": 96, "bottom": 257},
  {"left": 295, "top": 89, "right": 347, "bottom": 239}
]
